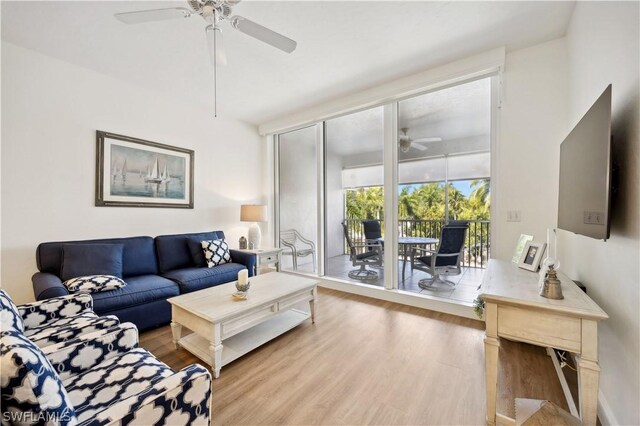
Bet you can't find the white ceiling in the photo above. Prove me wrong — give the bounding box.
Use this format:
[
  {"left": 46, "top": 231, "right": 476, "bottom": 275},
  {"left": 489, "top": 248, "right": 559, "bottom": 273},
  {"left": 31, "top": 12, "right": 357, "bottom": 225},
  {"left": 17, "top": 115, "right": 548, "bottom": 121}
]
[
  {"left": 1, "top": 1, "right": 575, "bottom": 125},
  {"left": 324, "top": 77, "right": 491, "bottom": 157}
]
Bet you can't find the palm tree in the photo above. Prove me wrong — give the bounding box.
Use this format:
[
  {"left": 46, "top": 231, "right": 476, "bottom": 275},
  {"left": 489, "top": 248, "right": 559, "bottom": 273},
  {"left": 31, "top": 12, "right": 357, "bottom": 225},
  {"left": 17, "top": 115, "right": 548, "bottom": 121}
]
[
  {"left": 413, "top": 183, "right": 445, "bottom": 220},
  {"left": 447, "top": 184, "right": 466, "bottom": 219},
  {"left": 470, "top": 179, "right": 490, "bottom": 207},
  {"left": 399, "top": 186, "right": 418, "bottom": 219},
  {"left": 346, "top": 187, "right": 384, "bottom": 219}
]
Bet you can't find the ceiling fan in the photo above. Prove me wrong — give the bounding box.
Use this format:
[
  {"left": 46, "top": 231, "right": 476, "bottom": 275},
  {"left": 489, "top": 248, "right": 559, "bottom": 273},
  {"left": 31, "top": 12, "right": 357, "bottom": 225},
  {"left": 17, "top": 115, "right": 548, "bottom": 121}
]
[
  {"left": 114, "top": 0, "right": 297, "bottom": 116},
  {"left": 398, "top": 128, "right": 442, "bottom": 153}
]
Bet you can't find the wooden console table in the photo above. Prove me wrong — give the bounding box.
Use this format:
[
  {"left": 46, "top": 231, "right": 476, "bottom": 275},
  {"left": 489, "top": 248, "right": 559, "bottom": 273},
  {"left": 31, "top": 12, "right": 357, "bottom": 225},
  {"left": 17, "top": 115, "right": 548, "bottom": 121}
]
[{"left": 480, "top": 260, "right": 608, "bottom": 426}]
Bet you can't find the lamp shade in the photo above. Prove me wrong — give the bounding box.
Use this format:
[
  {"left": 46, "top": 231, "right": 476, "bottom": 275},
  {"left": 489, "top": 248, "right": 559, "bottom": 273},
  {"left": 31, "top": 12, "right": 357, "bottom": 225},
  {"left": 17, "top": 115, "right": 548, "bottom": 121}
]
[{"left": 240, "top": 204, "right": 267, "bottom": 222}]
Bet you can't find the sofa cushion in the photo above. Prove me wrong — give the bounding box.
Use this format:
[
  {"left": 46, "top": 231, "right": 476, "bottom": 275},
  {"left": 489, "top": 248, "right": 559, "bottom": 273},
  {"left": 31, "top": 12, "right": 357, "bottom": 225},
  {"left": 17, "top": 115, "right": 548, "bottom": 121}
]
[
  {"left": 90, "top": 275, "right": 179, "bottom": 314},
  {"left": 37, "top": 236, "right": 158, "bottom": 279},
  {"left": 155, "top": 231, "right": 225, "bottom": 273},
  {"left": 162, "top": 263, "right": 244, "bottom": 293},
  {"left": 0, "top": 289, "right": 23, "bottom": 332},
  {"left": 61, "top": 243, "right": 124, "bottom": 281},
  {"left": 63, "top": 348, "right": 173, "bottom": 425},
  {"left": 188, "top": 238, "right": 208, "bottom": 267},
  {"left": 63, "top": 275, "right": 127, "bottom": 294},
  {"left": 0, "top": 330, "right": 77, "bottom": 425},
  {"left": 202, "top": 239, "right": 231, "bottom": 268}
]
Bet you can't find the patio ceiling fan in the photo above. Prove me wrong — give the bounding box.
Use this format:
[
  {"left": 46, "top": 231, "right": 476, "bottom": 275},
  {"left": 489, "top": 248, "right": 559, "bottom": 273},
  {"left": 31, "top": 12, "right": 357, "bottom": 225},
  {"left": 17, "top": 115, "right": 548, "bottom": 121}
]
[
  {"left": 114, "top": 0, "right": 297, "bottom": 116},
  {"left": 398, "top": 128, "right": 442, "bottom": 153}
]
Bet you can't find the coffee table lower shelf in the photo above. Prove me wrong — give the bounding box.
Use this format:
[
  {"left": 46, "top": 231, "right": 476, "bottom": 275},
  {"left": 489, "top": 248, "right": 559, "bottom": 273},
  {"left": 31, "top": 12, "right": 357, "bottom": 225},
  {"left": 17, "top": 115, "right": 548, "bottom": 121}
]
[{"left": 177, "top": 309, "right": 310, "bottom": 371}]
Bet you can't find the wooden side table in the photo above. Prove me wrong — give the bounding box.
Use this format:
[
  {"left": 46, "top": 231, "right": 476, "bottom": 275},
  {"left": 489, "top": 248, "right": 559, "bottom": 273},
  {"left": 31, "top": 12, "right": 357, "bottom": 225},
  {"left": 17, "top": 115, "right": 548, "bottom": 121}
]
[
  {"left": 480, "top": 260, "right": 608, "bottom": 426},
  {"left": 236, "top": 248, "right": 283, "bottom": 275}
]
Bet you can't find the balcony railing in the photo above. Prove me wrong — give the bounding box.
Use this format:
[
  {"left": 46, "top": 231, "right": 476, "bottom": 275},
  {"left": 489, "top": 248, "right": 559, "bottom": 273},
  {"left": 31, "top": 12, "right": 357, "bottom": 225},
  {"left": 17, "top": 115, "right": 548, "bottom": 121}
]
[{"left": 344, "top": 218, "right": 490, "bottom": 268}]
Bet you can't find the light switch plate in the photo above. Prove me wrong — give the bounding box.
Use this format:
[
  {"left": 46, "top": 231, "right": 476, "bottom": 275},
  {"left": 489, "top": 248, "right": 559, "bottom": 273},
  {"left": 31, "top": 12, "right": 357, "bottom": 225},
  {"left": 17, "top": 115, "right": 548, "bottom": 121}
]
[
  {"left": 507, "top": 211, "right": 521, "bottom": 222},
  {"left": 583, "top": 211, "right": 604, "bottom": 225}
]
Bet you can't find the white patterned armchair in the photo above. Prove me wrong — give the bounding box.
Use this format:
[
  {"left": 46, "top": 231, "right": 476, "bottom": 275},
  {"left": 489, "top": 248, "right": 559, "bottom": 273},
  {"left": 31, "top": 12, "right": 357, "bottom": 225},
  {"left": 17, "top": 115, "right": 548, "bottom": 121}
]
[
  {"left": 1, "top": 290, "right": 120, "bottom": 348},
  {"left": 1, "top": 290, "right": 212, "bottom": 426}
]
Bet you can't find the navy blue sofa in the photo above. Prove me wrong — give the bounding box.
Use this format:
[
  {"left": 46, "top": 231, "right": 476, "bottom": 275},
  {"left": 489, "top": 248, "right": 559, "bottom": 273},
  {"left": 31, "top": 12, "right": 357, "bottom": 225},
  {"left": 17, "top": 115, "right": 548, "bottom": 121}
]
[{"left": 32, "top": 231, "right": 255, "bottom": 331}]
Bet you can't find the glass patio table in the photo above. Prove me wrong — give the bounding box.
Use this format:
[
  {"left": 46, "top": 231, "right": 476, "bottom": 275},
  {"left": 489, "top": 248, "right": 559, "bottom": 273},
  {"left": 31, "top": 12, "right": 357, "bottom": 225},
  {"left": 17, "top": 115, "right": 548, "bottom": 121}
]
[{"left": 376, "top": 237, "right": 438, "bottom": 280}]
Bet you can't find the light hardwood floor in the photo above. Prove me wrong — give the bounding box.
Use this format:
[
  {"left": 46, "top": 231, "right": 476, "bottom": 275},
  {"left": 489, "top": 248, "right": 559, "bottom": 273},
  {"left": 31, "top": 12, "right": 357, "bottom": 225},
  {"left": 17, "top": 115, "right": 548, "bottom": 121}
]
[
  {"left": 140, "top": 288, "right": 568, "bottom": 425},
  {"left": 291, "top": 256, "right": 484, "bottom": 304}
]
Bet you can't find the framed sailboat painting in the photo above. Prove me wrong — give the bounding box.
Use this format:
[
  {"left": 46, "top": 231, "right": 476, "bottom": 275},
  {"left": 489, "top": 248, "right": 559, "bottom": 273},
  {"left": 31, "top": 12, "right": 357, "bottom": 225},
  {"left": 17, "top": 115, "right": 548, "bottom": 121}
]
[{"left": 95, "top": 131, "right": 194, "bottom": 208}]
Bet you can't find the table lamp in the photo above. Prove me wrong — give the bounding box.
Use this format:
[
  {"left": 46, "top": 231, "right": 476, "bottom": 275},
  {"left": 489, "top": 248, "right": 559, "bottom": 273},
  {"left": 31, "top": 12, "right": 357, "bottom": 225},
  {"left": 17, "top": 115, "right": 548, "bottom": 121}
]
[{"left": 240, "top": 204, "right": 267, "bottom": 249}]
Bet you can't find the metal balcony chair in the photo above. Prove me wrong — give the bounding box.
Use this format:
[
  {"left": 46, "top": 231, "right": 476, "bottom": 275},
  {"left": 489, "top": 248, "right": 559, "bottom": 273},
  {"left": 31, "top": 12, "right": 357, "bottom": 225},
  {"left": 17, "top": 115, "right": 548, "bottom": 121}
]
[
  {"left": 362, "top": 220, "right": 383, "bottom": 249},
  {"left": 280, "top": 229, "right": 316, "bottom": 272},
  {"left": 412, "top": 221, "right": 469, "bottom": 288},
  {"left": 342, "top": 221, "right": 382, "bottom": 280}
]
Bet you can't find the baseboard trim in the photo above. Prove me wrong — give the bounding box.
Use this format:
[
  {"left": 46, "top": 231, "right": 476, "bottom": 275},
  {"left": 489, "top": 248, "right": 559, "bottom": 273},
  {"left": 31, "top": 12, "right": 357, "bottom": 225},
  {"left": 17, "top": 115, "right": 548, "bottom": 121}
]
[{"left": 280, "top": 271, "right": 479, "bottom": 320}]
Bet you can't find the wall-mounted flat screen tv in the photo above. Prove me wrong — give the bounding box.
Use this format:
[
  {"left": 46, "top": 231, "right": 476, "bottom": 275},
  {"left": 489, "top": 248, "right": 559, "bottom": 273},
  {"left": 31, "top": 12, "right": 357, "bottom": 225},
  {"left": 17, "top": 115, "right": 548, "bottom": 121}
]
[{"left": 558, "top": 84, "right": 612, "bottom": 241}]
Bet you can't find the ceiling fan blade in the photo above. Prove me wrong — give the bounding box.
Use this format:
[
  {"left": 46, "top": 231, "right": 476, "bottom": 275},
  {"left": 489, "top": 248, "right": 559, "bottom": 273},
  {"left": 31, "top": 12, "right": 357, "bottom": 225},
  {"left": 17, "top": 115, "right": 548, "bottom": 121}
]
[
  {"left": 412, "top": 144, "right": 429, "bottom": 151},
  {"left": 413, "top": 137, "right": 443, "bottom": 143},
  {"left": 114, "top": 8, "right": 192, "bottom": 24},
  {"left": 230, "top": 16, "right": 297, "bottom": 53},
  {"left": 206, "top": 25, "right": 228, "bottom": 66}
]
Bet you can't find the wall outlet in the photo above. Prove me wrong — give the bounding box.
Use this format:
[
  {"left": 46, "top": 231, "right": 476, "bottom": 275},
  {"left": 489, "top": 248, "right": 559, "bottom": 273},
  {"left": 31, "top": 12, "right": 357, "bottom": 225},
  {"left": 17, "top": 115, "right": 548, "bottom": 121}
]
[
  {"left": 507, "top": 210, "right": 521, "bottom": 222},
  {"left": 583, "top": 211, "right": 604, "bottom": 225}
]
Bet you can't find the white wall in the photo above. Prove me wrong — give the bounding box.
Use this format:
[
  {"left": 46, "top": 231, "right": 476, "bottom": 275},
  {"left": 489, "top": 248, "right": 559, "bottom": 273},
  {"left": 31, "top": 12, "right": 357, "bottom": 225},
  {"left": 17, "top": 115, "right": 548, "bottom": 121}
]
[
  {"left": 493, "top": 38, "right": 569, "bottom": 260},
  {"left": 1, "top": 42, "right": 267, "bottom": 304},
  {"left": 560, "top": 3, "right": 640, "bottom": 424}
]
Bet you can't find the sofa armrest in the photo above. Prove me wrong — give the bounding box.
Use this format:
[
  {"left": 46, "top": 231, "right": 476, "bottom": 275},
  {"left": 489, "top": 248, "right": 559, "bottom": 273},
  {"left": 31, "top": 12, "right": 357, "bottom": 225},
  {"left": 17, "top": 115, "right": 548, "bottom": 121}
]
[
  {"left": 92, "top": 364, "right": 212, "bottom": 426},
  {"left": 32, "top": 272, "right": 69, "bottom": 300},
  {"left": 19, "top": 292, "right": 93, "bottom": 329},
  {"left": 229, "top": 249, "right": 256, "bottom": 277},
  {"left": 43, "top": 322, "right": 139, "bottom": 382}
]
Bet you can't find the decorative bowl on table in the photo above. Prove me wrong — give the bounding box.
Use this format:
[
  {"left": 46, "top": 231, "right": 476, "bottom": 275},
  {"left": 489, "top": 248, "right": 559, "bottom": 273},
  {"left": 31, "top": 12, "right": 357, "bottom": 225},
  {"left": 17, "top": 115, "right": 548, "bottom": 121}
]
[
  {"left": 232, "top": 291, "right": 248, "bottom": 300},
  {"left": 235, "top": 281, "right": 250, "bottom": 292}
]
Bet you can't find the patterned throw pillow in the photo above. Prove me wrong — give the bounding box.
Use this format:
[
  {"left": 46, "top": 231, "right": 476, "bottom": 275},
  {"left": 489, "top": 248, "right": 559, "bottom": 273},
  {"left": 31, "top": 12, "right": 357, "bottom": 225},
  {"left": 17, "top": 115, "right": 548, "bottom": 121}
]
[
  {"left": 0, "top": 330, "right": 77, "bottom": 425},
  {"left": 201, "top": 239, "right": 231, "bottom": 268},
  {"left": 63, "top": 275, "right": 126, "bottom": 294},
  {"left": 0, "top": 289, "right": 24, "bottom": 333}
]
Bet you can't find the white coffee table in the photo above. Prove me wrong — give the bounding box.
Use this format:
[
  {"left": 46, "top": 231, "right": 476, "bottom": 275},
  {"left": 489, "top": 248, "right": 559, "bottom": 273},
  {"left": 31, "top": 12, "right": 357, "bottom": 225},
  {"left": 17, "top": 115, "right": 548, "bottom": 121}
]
[{"left": 168, "top": 272, "right": 318, "bottom": 378}]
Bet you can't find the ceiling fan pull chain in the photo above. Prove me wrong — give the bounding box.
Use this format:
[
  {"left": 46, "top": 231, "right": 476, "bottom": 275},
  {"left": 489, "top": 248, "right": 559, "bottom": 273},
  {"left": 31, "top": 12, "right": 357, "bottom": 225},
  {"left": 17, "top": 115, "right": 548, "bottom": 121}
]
[{"left": 213, "top": 23, "right": 218, "bottom": 117}]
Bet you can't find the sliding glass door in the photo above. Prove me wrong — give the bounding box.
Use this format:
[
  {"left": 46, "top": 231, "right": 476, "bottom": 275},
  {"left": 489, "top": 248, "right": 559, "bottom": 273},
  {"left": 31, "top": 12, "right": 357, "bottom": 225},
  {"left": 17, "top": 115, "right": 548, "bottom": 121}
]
[
  {"left": 277, "top": 126, "right": 319, "bottom": 273},
  {"left": 274, "top": 74, "right": 495, "bottom": 305},
  {"left": 325, "top": 106, "right": 385, "bottom": 285},
  {"left": 396, "top": 77, "right": 492, "bottom": 299}
]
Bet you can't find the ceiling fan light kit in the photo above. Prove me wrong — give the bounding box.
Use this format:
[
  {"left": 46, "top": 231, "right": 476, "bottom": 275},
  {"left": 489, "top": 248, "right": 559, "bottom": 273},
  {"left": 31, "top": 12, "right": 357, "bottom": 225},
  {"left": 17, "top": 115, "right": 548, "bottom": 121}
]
[
  {"left": 114, "top": 0, "right": 297, "bottom": 117},
  {"left": 399, "top": 138, "right": 412, "bottom": 153}
]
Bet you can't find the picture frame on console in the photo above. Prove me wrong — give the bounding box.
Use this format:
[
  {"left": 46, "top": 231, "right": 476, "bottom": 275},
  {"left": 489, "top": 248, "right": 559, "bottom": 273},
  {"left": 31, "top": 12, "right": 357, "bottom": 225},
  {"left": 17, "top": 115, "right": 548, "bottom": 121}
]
[
  {"left": 95, "top": 131, "right": 194, "bottom": 208},
  {"left": 518, "top": 241, "right": 547, "bottom": 272},
  {"left": 512, "top": 234, "right": 534, "bottom": 263}
]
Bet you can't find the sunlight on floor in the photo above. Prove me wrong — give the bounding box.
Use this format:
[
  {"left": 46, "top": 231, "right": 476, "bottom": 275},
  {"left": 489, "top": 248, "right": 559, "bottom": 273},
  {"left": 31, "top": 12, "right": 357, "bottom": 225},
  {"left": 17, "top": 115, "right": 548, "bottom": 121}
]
[{"left": 282, "top": 254, "right": 484, "bottom": 304}]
